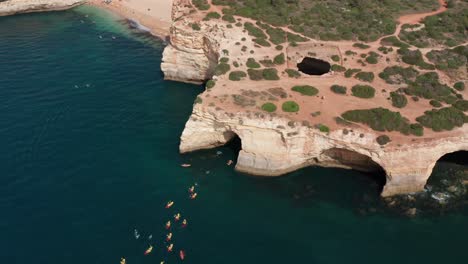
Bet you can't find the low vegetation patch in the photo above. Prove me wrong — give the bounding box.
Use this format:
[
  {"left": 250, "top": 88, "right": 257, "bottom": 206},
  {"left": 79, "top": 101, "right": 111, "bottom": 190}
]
[
  {"left": 193, "top": 0, "right": 210, "bottom": 10},
  {"left": 195, "top": 96, "right": 203, "bottom": 104},
  {"left": 214, "top": 63, "right": 231, "bottom": 76},
  {"left": 282, "top": 101, "right": 300, "bottom": 112},
  {"left": 205, "top": 12, "right": 221, "bottom": 20},
  {"left": 292, "top": 85, "right": 319, "bottom": 96},
  {"left": 353, "top": 43, "right": 370, "bottom": 49},
  {"left": 426, "top": 47, "right": 467, "bottom": 71},
  {"left": 259, "top": 59, "right": 274, "bottom": 67},
  {"left": 206, "top": 80, "right": 216, "bottom": 89},
  {"left": 331, "top": 55, "right": 340, "bottom": 62},
  {"left": 222, "top": 14, "right": 236, "bottom": 23},
  {"left": 261, "top": 102, "right": 277, "bottom": 112},
  {"left": 380, "top": 36, "right": 409, "bottom": 49},
  {"left": 229, "top": 71, "right": 247, "bottom": 81},
  {"left": 345, "top": 68, "right": 361, "bottom": 78},
  {"left": 331, "top": 64, "right": 346, "bottom": 72},
  {"left": 454, "top": 82, "right": 465, "bottom": 91},
  {"left": 351, "top": 85, "right": 375, "bottom": 99},
  {"left": 397, "top": 48, "right": 435, "bottom": 70},
  {"left": 453, "top": 100, "right": 468, "bottom": 112},
  {"left": 246, "top": 58, "right": 261, "bottom": 68},
  {"left": 341, "top": 107, "right": 423, "bottom": 136},
  {"left": 416, "top": 107, "right": 468, "bottom": 132},
  {"left": 191, "top": 23, "right": 201, "bottom": 31},
  {"left": 317, "top": 124, "right": 330, "bottom": 133},
  {"left": 379, "top": 66, "right": 419, "bottom": 84},
  {"left": 244, "top": 22, "right": 267, "bottom": 39},
  {"left": 365, "top": 52, "right": 379, "bottom": 64},
  {"left": 376, "top": 135, "right": 391, "bottom": 145},
  {"left": 403, "top": 72, "right": 453, "bottom": 102},
  {"left": 331, "top": 85, "right": 347, "bottom": 94},
  {"left": 285, "top": 69, "right": 301, "bottom": 78},
  {"left": 354, "top": 72, "right": 375, "bottom": 82},
  {"left": 273, "top": 53, "right": 285, "bottom": 65},
  {"left": 262, "top": 68, "right": 280, "bottom": 80},
  {"left": 390, "top": 92, "right": 408, "bottom": 108}
]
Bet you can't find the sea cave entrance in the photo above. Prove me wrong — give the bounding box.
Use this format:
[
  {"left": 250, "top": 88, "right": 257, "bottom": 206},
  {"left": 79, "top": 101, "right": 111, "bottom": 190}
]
[
  {"left": 426, "top": 151, "right": 468, "bottom": 193},
  {"left": 297, "top": 57, "right": 331, "bottom": 76},
  {"left": 322, "top": 148, "right": 387, "bottom": 191},
  {"left": 223, "top": 131, "right": 242, "bottom": 163}
]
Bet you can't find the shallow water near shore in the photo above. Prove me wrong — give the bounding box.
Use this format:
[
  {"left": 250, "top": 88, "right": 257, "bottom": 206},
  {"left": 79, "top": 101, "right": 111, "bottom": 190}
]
[{"left": 0, "top": 6, "right": 467, "bottom": 264}]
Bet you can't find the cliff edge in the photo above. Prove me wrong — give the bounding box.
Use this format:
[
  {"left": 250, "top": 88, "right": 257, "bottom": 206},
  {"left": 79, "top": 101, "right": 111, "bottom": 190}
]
[
  {"left": 163, "top": 0, "right": 468, "bottom": 196},
  {"left": 0, "top": 0, "right": 84, "bottom": 16}
]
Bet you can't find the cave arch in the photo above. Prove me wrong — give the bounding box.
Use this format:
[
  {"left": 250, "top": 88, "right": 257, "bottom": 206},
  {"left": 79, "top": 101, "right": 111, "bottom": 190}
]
[
  {"left": 297, "top": 57, "right": 331, "bottom": 75},
  {"left": 321, "top": 148, "right": 387, "bottom": 190},
  {"left": 426, "top": 150, "right": 468, "bottom": 188}
]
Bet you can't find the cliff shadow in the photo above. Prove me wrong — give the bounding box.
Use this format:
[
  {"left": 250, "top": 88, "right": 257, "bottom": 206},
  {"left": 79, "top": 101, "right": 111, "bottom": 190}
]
[{"left": 224, "top": 132, "right": 242, "bottom": 163}]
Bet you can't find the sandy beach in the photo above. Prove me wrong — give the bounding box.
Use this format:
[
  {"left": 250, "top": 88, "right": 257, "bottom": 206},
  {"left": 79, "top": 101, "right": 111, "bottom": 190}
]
[{"left": 88, "top": 0, "right": 173, "bottom": 39}]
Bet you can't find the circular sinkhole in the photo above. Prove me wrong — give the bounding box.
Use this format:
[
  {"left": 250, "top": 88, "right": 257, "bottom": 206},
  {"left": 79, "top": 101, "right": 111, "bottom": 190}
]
[{"left": 297, "top": 57, "right": 331, "bottom": 76}]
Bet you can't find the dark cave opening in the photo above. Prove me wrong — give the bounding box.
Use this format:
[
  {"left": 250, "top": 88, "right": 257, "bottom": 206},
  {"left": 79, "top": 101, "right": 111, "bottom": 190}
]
[{"left": 297, "top": 57, "right": 331, "bottom": 75}]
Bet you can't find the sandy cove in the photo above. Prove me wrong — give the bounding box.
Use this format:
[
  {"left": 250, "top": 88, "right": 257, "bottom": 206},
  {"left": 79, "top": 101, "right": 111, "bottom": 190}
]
[{"left": 87, "top": 0, "right": 173, "bottom": 39}]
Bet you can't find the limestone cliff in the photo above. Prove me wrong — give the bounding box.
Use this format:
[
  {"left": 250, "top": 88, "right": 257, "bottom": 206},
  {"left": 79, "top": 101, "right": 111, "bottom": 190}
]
[
  {"left": 0, "top": 0, "right": 84, "bottom": 16},
  {"left": 161, "top": 0, "right": 220, "bottom": 84},
  {"left": 181, "top": 105, "right": 468, "bottom": 197}
]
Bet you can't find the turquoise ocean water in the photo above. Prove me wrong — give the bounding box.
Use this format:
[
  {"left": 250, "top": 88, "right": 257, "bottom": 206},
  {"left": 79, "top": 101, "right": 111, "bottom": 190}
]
[{"left": 0, "top": 6, "right": 466, "bottom": 264}]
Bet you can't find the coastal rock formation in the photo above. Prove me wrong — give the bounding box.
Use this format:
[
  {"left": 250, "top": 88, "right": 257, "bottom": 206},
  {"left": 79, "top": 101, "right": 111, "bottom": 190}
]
[
  {"left": 0, "top": 0, "right": 84, "bottom": 16},
  {"left": 161, "top": 0, "right": 221, "bottom": 84},
  {"left": 181, "top": 106, "right": 468, "bottom": 197}
]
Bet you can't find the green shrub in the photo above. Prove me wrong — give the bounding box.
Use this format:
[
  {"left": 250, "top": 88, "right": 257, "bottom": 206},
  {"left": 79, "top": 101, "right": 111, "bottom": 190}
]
[
  {"left": 266, "top": 26, "right": 286, "bottom": 44},
  {"left": 246, "top": 58, "right": 261, "bottom": 68},
  {"left": 205, "top": 12, "right": 221, "bottom": 20},
  {"left": 351, "top": 85, "right": 375, "bottom": 98},
  {"left": 331, "top": 85, "right": 347, "bottom": 94},
  {"left": 214, "top": 63, "right": 231, "bottom": 75},
  {"left": 353, "top": 43, "right": 370, "bottom": 49},
  {"left": 416, "top": 107, "right": 467, "bottom": 131},
  {"left": 317, "top": 124, "right": 330, "bottom": 133},
  {"left": 397, "top": 48, "right": 435, "bottom": 70},
  {"left": 341, "top": 107, "right": 422, "bottom": 136},
  {"left": 247, "top": 69, "right": 263, "bottom": 80},
  {"left": 380, "top": 36, "right": 410, "bottom": 48},
  {"left": 430, "top": 100, "right": 442, "bottom": 107},
  {"left": 376, "top": 135, "right": 391, "bottom": 145},
  {"left": 222, "top": 14, "right": 236, "bottom": 23},
  {"left": 292, "top": 85, "right": 319, "bottom": 96},
  {"left": 219, "top": 57, "right": 229, "bottom": 63},
  {"left": 331, "top": 64, "right": 346, "bottom": 72},
  {"left": 355, "top": 72, "right": 375, "bottom": 82},
  {"left": 331, "top": 55, "right": 340, "bottom": 62},
  {"left": 273, "top": 53, "right": 285, "bottom": 65},
  {"left": 194, "top": 96, "right": 203, "bottom": 104},
  {"left": 345, "top": 68, "right": 361, "bottom": 78},
  {"left": 233, "top": 61, "right": 239, "bottom": 67},
  {"left": 244, "top": 22, "right": 267, "bottom": 39},
  {"left": 282, "top": 101, "right": 300, "bottom": 112},
  {"left": 275, "top": 45, "right": 283, "bottom": 50},
  {"left": 206, "top": 80, "right": 216, "bottom": 89},
  {"left": 261, "top": 102, "right": 277, "bottom": 112},
  {"left": 365, "top": 52, "right": 379, "bottom": 64},
  {"left": 404, "top": 72, "right": 453, "bottom": 101},
  {"left": 229, "top": 71, "right": 247, "bottom": 81},
  {"left": 426, "top": 48, "right": 467, "bottom": 70},
  {"left": 287, "top": 32, "right": 307, "bottom": 43},
  {"left": 193, "top": 0, "right": 210, "bottom": 10},
  {"left": 345, "top": 50, "right": 357, "bottom": 56},
  {"left": 453, "top": 100, "right": 468, "bottom": 111},
  {"left": 390, "top": 92, "right": 408, "bottom": 108},
  {"left": 378, "top": 66, "right": 419, "bottom": 84},
  {"left": 191, "top": 23, "right": 201, "bottom": 31},
  {"left": 253, "top": 38, "right": 271, "bottom": 47},
  {"left": 262, "top": 68, "right": 280, "bottom": 80},
  {"left": 259, "top": 59, "right": 274, "bottom": 67},
  {"left": 285, "top": 69, "right": 300, "bottom": 78},
  {"left": 454, "top": 82, "right": 465, "bottom": 91}
]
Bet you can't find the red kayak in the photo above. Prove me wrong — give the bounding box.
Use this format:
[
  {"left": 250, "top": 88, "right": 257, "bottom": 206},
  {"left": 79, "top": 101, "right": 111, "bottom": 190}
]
[{"left": 179, "top": 250, "right": 185, "bottom": 260}]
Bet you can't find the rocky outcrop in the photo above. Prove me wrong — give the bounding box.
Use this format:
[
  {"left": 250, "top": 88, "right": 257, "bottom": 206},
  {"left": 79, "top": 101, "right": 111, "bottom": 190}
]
[
  {"left": 0, "top": 0, "right": 84, "bottom": 16},
  {"left": 180, "top": 106, "right": 468, "bottom": 197},
  {"left": 161, "top": 0, "right": 221, "bottom": 84}
]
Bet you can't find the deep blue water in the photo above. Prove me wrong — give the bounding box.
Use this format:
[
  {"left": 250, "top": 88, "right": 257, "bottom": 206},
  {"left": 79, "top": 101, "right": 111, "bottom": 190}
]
[{"left": 0, "top": 6, "right": 466, "bottom": 264}]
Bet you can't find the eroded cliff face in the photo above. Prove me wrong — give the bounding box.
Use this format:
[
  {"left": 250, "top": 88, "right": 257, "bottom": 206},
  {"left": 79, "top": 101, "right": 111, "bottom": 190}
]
[
  {"left": 161, "top": 0, "right": 223, "bottom": 84},
  {"left": 0, "top": 0, "right": 84, "bottom": 16},
  {"left": 181, "top": 106, "right": 468, "bottom": 197}
]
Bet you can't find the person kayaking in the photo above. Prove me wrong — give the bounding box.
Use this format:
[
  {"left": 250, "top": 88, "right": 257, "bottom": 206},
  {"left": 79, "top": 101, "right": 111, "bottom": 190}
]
[
  {"left": 181, "top": 219, "right": 188, "bottom": 228},
  {"left": 190, "top": 192, "right": 197, "bottom": 200},
  {"left": 167, "top": 243, "right": 174, "bottom": 252},
  {"left": 120, "top": 257, "right": 126, "bottom": 264},
  {"left": 227, "top": 160, "right": 233, "bottom": 166},
  {"left": 166, "top": 232, "right": 172, "bottom": 241},
  {"left": 179, "top": 250, "right": 185, "bottom": 260},
  {"left": 165, "top": 201, "right": 174, "bottom": 209},
  {"left": 181, "top": 163, "right": 191, "bottom": 168},
  {"left": 174, "top": 213, "right": 181, "bottom": 221},
  {"left": 188, "top": 186, "right": 195, "bottom": 193},
  {"left": 144, "top": 245, "right": 153, "bottom": 255},
  {"left": 165, "top": 220, "right": 171, "bottom": 230},
  {"left": 160, "top": 261, "right": 165, "bottom": 264}
]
